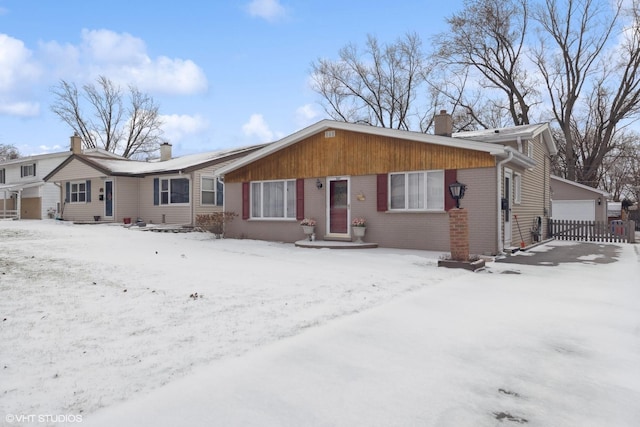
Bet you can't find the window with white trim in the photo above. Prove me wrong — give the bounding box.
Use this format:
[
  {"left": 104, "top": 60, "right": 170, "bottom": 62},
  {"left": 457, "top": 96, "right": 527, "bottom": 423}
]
[
  {"left": 251, "top": 180, "right": 296, "bottom": 219},
  {"left": 0, "top": 169, "right": 5, "bottom": 184},
  {"left": 70, "top": 181, "right": 87, "bottom": 203},
  {"left": 159, "top": 177, "right": 190, "bottom": 205},
  {"left": 514, "top": 173, "right": 522, "bottom": 204},
  {"left": 21, "top": 163, "right": 36, "bottom": 177},
  {"left": 201, "top": 176, "right": 223, "bottom": 206},
  {"left": 389, "top": 170, "right": 444, "bottom": 211}
]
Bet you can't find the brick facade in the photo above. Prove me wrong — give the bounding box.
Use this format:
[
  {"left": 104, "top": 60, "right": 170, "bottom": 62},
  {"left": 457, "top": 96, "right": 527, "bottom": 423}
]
[{"left": 448, "top": 208, "right": 470, "bottom": 261}]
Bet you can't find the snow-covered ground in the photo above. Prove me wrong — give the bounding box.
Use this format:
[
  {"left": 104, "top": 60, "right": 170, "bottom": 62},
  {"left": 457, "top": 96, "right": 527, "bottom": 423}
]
[{"left": 1, "top": 220, "right": 639, "bottom": 426}]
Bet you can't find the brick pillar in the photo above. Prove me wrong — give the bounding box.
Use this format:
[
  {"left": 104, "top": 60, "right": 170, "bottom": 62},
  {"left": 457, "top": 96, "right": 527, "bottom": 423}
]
[{"left": 448, "top": 208, "right": 469, "bottom": 261}]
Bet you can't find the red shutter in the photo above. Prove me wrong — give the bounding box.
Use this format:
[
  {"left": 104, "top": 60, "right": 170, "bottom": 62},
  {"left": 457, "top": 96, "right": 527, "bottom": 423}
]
[
  {"left": 444, "top": 169, "right": 457, "bottom": 211},
  {"left": 296, "top": 179, "right": 305, "bottom": 220},
  {"left": 377, "top": 174, "right": 388, "bottom": 211},
  {"left": 242, "top": 182, "right": 250, "bottom": 220}
]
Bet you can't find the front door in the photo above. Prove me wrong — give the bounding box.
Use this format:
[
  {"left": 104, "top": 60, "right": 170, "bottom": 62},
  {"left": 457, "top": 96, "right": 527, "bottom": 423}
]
[
  {"left": 504, "top": 170, "right": 512, "bottom": 246},
  {"left": 327, "top": 177, "right": 350, "bottom": 236},
  {"left": 104, "top": 180, "right": 114, "bottom": 219}
]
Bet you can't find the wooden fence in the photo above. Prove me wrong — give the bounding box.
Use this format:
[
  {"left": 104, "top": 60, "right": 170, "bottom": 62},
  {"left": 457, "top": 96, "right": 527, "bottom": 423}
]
[{"left": 548, "top": 219, "right": 631, "bottom": 243}]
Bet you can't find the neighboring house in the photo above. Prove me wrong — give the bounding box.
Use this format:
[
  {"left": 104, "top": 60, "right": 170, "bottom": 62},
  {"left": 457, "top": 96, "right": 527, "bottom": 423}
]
[
  {"left": 215, "top": 113, "right": 557, "bottom": 255},
  {"left": 0, "top": 135, "right": 126, "bottom": 220},
  {"left": 44, "top": 136, "right": 266, "bottom": 225},
  {"left": 550, "top": 175, "right": 609, "bottom": 222},
  {"left": 0, "top": 151, "right": 70, "bottom": 219}
]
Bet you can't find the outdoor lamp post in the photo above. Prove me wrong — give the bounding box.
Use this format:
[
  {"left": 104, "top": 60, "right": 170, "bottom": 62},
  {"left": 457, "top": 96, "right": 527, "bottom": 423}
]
[{"left": 448, "top": 181, "right": 467, "bottom": 209}]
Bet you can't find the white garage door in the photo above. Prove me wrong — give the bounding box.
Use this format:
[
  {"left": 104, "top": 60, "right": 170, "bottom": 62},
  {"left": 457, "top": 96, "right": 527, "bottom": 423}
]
[{"left": 552, "top": 200, "right": 596, "bottom": 221}]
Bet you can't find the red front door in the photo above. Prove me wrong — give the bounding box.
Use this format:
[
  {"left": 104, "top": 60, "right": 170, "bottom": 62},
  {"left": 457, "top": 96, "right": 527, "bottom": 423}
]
[{"left": 329, "top": 179, "right": 348, "bottom": 233}]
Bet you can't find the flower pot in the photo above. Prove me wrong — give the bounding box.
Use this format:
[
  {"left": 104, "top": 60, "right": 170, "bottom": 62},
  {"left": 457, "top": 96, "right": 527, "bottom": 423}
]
[
  {"left": 352, "top": 226, "right": 366, "bottom": 243},
  {"left": 302, "top": 225, "right": 315, "bottom": 240}
]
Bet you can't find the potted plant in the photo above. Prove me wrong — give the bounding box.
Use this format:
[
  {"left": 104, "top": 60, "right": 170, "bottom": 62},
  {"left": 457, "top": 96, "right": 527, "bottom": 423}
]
[
  {"left": 351, "top": 217, "right": 366, "bottom": 243},
  {"left": 300, "top": 218, "right": 317, "bottom": 240}
]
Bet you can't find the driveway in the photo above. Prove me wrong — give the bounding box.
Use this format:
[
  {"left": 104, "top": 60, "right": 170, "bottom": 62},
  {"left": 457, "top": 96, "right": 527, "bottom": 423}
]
[{"left": 495, "top": 241, "right": 624, "bottom": 266}]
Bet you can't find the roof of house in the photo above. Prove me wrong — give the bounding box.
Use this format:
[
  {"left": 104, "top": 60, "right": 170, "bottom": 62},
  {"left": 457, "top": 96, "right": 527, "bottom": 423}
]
[
  {"left": 215, "top": 119, "right": 538, "bottom": 176},
  {"left": 44, "top": 143, "right": 268, "bottom": 181},
  {"left": 0, "top": 179, "right": 44, "bottom": 192},
  {"left": 0, "top": 150, "right": 71, "bottom": 167},
  {"left": 452, "top": 123, "right": 558, "bottom": 156},
  {"left": 551, "top": 175, "right": 609, "bottom": 197}
]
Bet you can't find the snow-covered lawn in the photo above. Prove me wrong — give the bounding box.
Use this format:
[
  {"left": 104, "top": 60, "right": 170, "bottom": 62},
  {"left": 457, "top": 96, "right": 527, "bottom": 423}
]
[{"left": 1, "top": 220, "right": 639, "bottom": 426}]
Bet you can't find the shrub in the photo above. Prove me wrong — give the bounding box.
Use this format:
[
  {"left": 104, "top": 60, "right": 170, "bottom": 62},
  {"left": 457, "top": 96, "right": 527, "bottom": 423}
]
[{"left": 195, "top": 212, "right": 238, "bottom": 238}]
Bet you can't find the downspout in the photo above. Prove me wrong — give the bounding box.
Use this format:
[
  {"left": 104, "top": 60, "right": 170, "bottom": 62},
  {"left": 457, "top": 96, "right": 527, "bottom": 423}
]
[
  {"left": 497, "top": 151, "right": 514, "bottom": 254},
  {"left": 54, "top": 182, "right": 61, "bottom": 218},
  {"left": 16, "top": 189, "right": 22, "bottom": 220}
]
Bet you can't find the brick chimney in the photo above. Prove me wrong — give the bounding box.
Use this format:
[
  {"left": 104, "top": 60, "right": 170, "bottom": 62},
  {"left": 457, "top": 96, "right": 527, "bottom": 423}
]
[
  {"left": 160, "top": 142, "right": 172, "bottom": 161},
  {"left": 70, "top": 133, "right": 82, "bottom": 154},
  {"left": 434, "top": 110, "right": 453, "bottom": 137}
]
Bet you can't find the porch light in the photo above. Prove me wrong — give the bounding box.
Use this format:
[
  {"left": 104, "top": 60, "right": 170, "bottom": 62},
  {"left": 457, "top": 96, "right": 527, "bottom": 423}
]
[
  {"left": 448, "top": 181, "right": 467, "bottom": 209},
  {"left": 316, "top": 178, "right": 323, "bottom": 190},
  {"left": 598, "top": 197, "right": 602, "bottom": 205}
]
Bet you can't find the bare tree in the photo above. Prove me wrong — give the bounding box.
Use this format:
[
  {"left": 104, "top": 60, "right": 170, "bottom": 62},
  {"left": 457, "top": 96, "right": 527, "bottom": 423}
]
[
  {"left": 0, "top": 144, "right": 20, "bottom": 162},
  {"left": 51, "top": 76, "right": 166, "bottom": 159},
  {"left": 600, "top": 135, "right": 639, "bottom": 201},
  {"left": 532, "top": 0, "right": 621, "bottom": 182},
  {"left": 433, "top": 0, "right": 538, "bottom": 127},
  {"left": 310, "top": 33, "right": 435, "bottom": 131}
]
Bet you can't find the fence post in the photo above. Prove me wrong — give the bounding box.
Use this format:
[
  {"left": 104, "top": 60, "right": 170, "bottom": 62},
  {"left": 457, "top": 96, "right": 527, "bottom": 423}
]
[{"left": 628, "top": 220, "right": 636, "bottom": 243}]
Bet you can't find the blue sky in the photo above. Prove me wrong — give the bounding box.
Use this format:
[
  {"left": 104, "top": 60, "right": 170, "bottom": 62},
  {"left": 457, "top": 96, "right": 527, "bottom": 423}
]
[{"left": 0, "top": 0, "right": 465, "bottom": 157}]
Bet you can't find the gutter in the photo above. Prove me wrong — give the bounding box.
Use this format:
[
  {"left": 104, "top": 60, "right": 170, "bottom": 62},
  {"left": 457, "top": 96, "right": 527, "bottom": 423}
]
[{"left": 497, "top": 151, "right": 514, "bottom": 254}]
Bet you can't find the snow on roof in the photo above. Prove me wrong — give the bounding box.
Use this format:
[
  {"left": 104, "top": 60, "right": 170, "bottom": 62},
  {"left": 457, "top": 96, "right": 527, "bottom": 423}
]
[
  {"left": 81, "top": 144, "right": 267, "bottom": 176},
  {"left": 0, "top": 150, "right": 71, "bottom": 166},
  {"left": 452, "top": 123, "right": 558, "bottom": 155}
]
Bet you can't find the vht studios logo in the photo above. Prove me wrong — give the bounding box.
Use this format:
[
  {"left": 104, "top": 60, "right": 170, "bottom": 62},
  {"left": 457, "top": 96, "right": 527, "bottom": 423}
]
[{"left": 5, "top": 414, "right": 83, "bottom": 424}]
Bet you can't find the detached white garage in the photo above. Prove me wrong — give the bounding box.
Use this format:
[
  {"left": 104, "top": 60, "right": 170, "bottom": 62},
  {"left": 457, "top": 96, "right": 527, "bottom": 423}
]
[
  {"left": 550, "top": 176, "right": 609, "bottom": 222},
  {"left": 551, "top": 200, "right": 596, "bottom": 221}
]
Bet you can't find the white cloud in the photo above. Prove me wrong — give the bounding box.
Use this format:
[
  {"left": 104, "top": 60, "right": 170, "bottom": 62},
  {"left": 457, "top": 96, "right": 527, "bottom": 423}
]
[
  {"left": 242, "top": 114, "right": 275, "bottom": 142},
  {"left": 0, "top": 100, "right": 39, "bottom": 116},
  {"left": 245, "top": 0, "right": 287, "bottom": 22},
  {"left": 0, "top": 35, "right": 41, "bottom": 91},
  {"left": 0, "top": 34, "right": 41, "bottom": 117},
  {"left": 160, "top": 114, "right": 210, "bottom": 143},
  {"left": 78, "top": 29, "right": 208, "bottom": 95},
  {"left": 80, "top": 29, "right": 148, "bottom": 65},
  {"left": 295, "top": 103, "right": 319, "bottom": 126}
]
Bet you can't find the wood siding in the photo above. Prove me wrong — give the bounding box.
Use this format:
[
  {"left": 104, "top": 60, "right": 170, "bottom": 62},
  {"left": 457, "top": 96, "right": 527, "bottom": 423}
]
[{"left": 225, "top": 129, "right": 496, "bottom": 183}]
